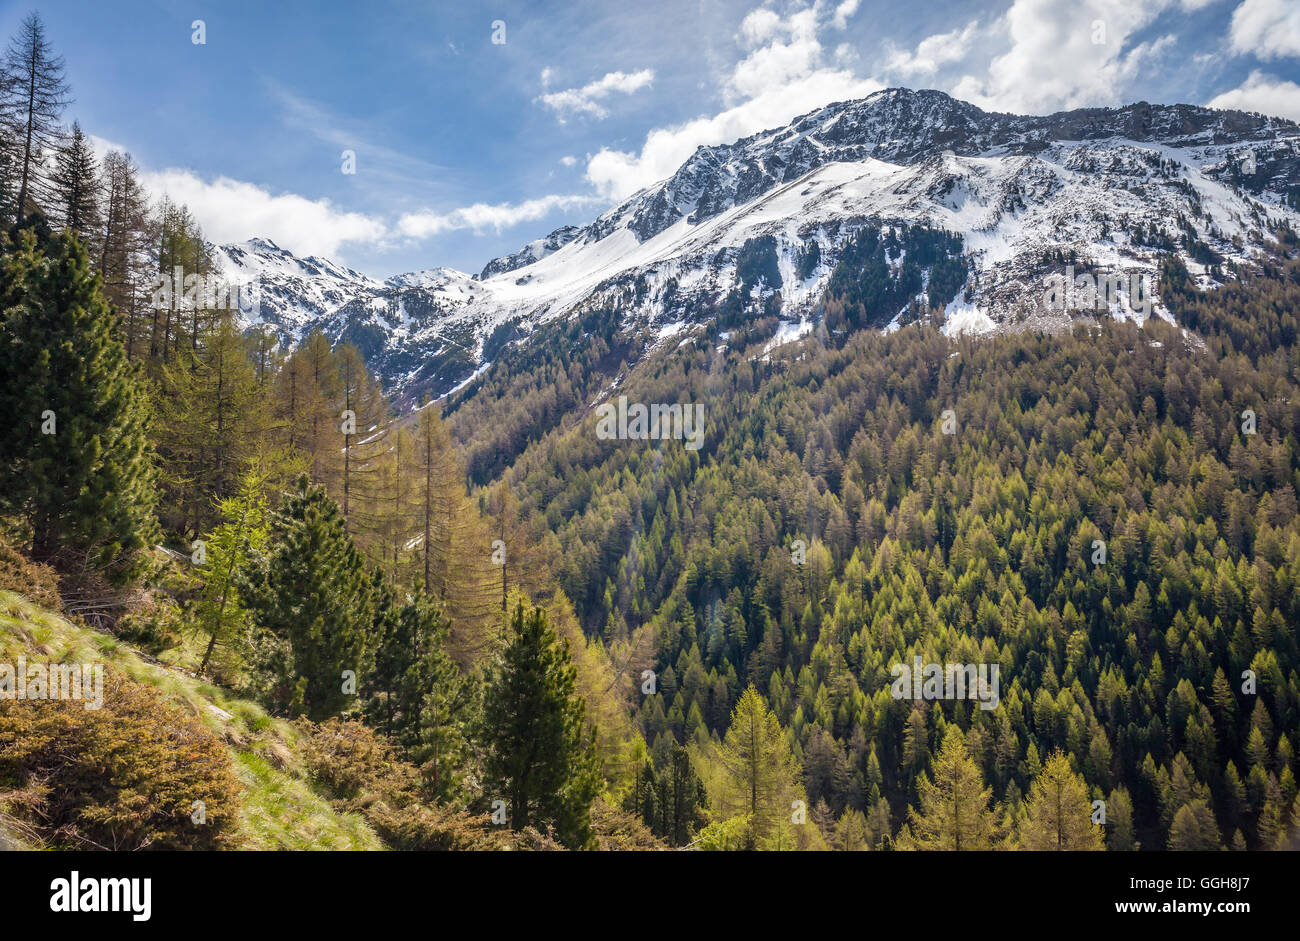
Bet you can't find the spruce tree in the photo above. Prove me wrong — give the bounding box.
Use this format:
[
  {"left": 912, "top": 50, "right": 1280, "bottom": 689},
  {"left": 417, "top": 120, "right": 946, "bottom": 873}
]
[
  {"left": 0, "top": 226, "right": 157, "bottom": 584},
  {"left": 242, "top": 476, "right": 376, "bottom": 719},
  {"left": 480, "top": 601, "right": 601, "bottom": 848},
  {"left": 50, "top": 121, "right": 98, "bottom": 243}
]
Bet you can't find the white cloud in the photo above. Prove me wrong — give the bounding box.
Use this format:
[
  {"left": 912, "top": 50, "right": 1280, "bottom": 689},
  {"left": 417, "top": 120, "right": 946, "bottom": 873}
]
[
  {"left": 396, "top": 193, "right": 604, "bottom": 238},
  {"left": 941, "top": 0, "right": 1183, "bottom": 114},
  {"left": 140, "top": 168, "right": 388, "bottom": 257},
  {"left": 585, "top": 3, "right": 880, "bottom": 200},
  {"left": 560, "top": 155, "right": 578, "bottom": 167},
  {"left": 1208, "top": 69, "right": 1300, "bottom": 121},
  {"left": 881, "top": 21, "right": 984, "bottom": 78},
  {"left": 832, "top": 0, "right": 861, "bottom": 30},
  {"left": 728, "top": 6, "right": 824, "bottom": 101},
  {"left": 1229, "top": 0, "right": 1300, "bottom": 61},
  {"left": 739, "top": 8, "right": 784, "bottom": 44},
  {"left": 538, "top": 69, "right": 655, "bottom": 121}
]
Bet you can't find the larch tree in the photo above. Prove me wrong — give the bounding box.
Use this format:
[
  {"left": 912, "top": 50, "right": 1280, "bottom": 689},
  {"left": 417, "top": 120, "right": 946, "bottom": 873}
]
[
  {"left": 904, "top": 726, "right": 998, "bottom": 851},
  {"left": 710, "top": 685, "right": 803, "bottom": 848},
  {"left": 154, "top": 313, "right": 268, "bottom": 538},
  {"left": 97, "top": 150, "right": 153, "bottom": 359},
  {"left": 1019, "top": 751, "right": 1105, "bottom": 850},
  {"left": 0, "top": 12, "right": 68, "bottom": 225}
]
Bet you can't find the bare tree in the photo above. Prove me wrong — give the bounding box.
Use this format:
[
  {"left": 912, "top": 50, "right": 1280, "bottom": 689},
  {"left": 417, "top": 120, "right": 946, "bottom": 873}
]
[{"left": 0, "top": 12, "right": 70, "bottom": 225}]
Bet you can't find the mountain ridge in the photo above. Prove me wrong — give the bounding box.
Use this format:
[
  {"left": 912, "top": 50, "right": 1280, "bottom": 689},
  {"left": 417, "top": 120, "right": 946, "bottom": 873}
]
[{"left": 213, "top": 87, "right": 1300, "bottom": 404}]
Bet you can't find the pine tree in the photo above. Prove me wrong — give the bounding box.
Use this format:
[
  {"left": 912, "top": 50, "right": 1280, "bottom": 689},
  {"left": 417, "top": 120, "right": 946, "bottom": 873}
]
[
  {"left": 1019, "top": 751, "right": 1105, "bottom": 850},
  {"left": 0, "top": 12, "right": 69, "bottom": 225},
  {"left": 365, "top": 589, "right": 475, "bottom": 802},
  {"left": 654, "top": 742, "right": 706, "bottom": 846},
  {"left": 0, "top": 226, "right": 157, "bottom": 585},
  {"left": 242, "top": 477, "right": 377, "bottom": 719},
  {"left": 479, "top": 601, "right": 602, "bottom": 848},
  {"left": 904, "top": 727, "right": 998, "bottom": 850}
]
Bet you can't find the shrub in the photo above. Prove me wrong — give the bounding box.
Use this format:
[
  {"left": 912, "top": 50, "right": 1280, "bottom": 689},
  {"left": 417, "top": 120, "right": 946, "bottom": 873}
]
[
  {"left": 0, "top": 539, "right": 60, "bottom": 609},
  {"left": 0, "top": 669, "right": 240, "bottom": 849},
  {"left": 298, "top": 718, "right": 530, "bottom": 850}
]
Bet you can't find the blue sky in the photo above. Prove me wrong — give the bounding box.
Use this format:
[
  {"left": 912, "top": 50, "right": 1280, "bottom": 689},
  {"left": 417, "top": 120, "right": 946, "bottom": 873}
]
[{"left": 5, "top": 0, "right": 1299, "bottom": 277}]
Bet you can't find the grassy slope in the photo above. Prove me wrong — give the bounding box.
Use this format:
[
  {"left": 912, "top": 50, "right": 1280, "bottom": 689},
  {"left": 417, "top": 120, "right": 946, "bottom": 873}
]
[{"left": 0, "top": 590, "right": 383, "bottom": 850}]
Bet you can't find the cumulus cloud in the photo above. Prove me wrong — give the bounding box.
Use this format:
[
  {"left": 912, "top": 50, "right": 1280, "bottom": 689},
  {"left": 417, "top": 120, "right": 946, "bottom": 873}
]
[
  {"left": 1228, "top": 0, "right": 1300, "bottom": 61},
  {"left": 396, "top": 193, "right": 604, "bottom": 239},
  {"left": 538, "top": 69, "right": 656, "bottom": 121},
  {"left": 941, "top": 0, "right": 1183, "bottom": 115},
  {"left": 1208, "top": 70, "right": 1300, "bottom": 121},
  {"left": 584, "top": 3, "right": 879, "bottom": 201},
  {"left": 832, "top": 0, "right": 861, "bottom": 31},
  {"left": 140, "top": 168, "right": 388, "bottom": 258},
  {"left": 881, "top": 21, "right": 984, "bottom": 78}
]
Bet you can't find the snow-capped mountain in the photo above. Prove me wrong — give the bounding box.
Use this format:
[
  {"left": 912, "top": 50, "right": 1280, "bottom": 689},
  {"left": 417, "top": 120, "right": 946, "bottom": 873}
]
[{"left": 214, "top": 88, "right": 1300, "bottom": 403}]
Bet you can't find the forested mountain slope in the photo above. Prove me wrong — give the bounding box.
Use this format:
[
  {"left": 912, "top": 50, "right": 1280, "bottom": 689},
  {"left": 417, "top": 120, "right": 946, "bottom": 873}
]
[{"left": 442, "top": 236, "right": 1300, "bottom": 850}]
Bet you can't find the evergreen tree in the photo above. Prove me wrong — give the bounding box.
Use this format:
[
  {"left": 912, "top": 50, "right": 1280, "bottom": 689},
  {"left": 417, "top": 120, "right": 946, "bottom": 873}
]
[
  {"left": 242, "top": 477, "right": 377, "bottom": 719},
  {"left": 0, "top": 227, "right": 157, "bottom": 584},
  {"left": 479, "top": 601, "right": 601, "bottom": 848},
  {"left": 365, "top": 589, "right": 475, "bottom": 802},
  {"left": 648, "top": 742, "right": 706, "bottom": 846},
  {"left": 50, "top": 121, "right": 98, "bottom": 242}
]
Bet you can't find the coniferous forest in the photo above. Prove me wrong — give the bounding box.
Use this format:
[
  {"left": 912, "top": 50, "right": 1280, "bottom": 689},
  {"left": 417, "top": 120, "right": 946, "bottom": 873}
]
[{"left": 0, "top": 8, "right": 1298, "bottom": 885}]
